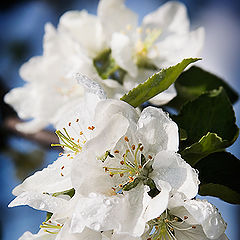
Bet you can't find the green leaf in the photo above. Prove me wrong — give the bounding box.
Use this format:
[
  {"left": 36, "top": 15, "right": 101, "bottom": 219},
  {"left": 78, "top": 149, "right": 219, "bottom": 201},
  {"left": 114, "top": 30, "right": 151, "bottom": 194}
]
[
  {"left": 174, "top": 87, "right": 239, "bottom": 163},
  {"left": 181, "top": 133, "right": 228, "bottom": 166},
  {"left": 169, "top": 66, "right": 238, "bottom": 109},
  {"left": 120, "top": 58, "right": 200, "bottom": 107},
  {"left": 195, "top": 152, "right": 240, "bottom": 204}
]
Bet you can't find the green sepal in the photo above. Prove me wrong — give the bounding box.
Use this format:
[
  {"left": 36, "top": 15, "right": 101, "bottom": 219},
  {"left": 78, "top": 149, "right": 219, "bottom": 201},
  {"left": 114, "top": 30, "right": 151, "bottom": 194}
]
[
  {"left": 196, "top": 152, "right": 240, "bottom": 204},
  {"left": 122, "top": 177, "right": 141, "bottom": 191},
  {"left": 141, "top": 154, "right": 147, "bottom": 166},
  {"left": 52, "top": 188, "right": 75, "bottom": 198},
  {"left": 169, "top": 66, "right": 239, "bottom": 109},
  {"left": 93, "top": 48, "right": 126, "bottom": 84},
  {"left": 45, "top": 212, "right": 53, "bottom": 221},
  {"left": 120, "top": 58, "right": 200, "bottom": 107}
]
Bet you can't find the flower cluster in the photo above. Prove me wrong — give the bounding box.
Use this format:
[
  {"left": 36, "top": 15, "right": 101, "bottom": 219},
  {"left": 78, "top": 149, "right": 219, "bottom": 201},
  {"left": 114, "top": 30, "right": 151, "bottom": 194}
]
[
  {"left": 4, "top": 0, "right": 204, "bottom": 133},
  {"left": 9, "top": 75, "right": 227, "bottom": 240},
  {"left": 6, "top": 1, "right": 235, "bottom": 240}
]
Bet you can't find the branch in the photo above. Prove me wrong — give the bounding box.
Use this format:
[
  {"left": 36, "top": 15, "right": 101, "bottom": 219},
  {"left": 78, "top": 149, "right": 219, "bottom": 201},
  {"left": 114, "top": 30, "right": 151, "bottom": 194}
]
[{"left": 3, "top": 117, "right": 59, "bottom": 149}]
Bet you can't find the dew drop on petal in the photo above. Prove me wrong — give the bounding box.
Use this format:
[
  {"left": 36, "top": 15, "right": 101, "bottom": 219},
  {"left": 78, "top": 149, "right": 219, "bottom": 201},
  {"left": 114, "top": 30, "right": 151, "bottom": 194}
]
[
  {"left": 89, "top": 193, "right": 97, "bottom": 198},
  {"left": 210, "top": 216, "right": 218, "bottom": 226},
  {"left": 39, "top": 202, "right": 46, "bottom": 210},
  {"left": 103, "top": 199, "right": 111, "bottom": 206},
  {"left": 91, "top": 223, "right": 101, "bottom": 231}
]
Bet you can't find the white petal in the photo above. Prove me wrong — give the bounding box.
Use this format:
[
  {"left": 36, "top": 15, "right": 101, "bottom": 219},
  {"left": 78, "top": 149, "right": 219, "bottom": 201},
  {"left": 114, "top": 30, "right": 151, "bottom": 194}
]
[
  {"left": 19, "top": 230, "right": 55, "bottom": 240},
  {"left": 184, "top": 199, "right": 227, "bottom": 239},
  {"left": 152, "top": 27, "right": 205, "bottom": 69},
  {"left": 70, "top": 193, "right": 125, "bottom": 233},
  {"left": 100, "top": 79, "right": 126, "bottom": 100},
  {"left": 98, "top": 0, "right": 138, "bottom": 40},
  {"left": 59, "top": 10, "right": 106, "bottom": 56},
  {"left": 149, "top": 84, "right": 177, "bottom": 105},
  {"left": 112, "top": 233, "right": 141, "bottom": 240},
  {"left": 88, "top": 113, "right": 130, "bottom": 156},
  {"left": 70, "top": 186, "right": 146, "bottom": 237},
  {"left": 142, "top": 1, "right": 190, "bottom": 34},
  {"left": 111, "top": 32, "right": 137, "bottom": 77},
  {"left": 56, "top": 221, "right": 101, "bottom": 240},
  {"left": 137, "top": 107, "right": 179, "bottom": 152},
  {"left": 71, "top": 150, "right": 114, "bottom": 195},
  {"left": 94, "top": 99, "right": 139, "bottom": 126},
  {"left": 12, "top": 155, "right": 73, "bottom": 196},
  {"left": 151, "top": 151, "right": 199, "bottom": 199},
  {"left": 9, "top": 191, "right": 68, "bottom": 213},
  {"left": 71, "top": 114, "right": 129, "bottom": 195},
  {"left": 143, "top": 181, "right": 171, "bottom": 222},
  {"left": 174, "top": 224, "right": 208, "bottom": 240}
]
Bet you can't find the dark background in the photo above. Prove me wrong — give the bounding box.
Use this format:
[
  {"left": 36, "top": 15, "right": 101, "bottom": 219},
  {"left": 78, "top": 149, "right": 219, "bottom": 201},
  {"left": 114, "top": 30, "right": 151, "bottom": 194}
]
[{"left": 0, "top": 0, "right": 239, "bottom": 239}]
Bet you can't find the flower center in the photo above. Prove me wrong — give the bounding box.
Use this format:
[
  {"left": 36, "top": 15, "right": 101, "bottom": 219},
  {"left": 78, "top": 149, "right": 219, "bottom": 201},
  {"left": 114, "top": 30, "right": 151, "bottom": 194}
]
[
  {"left": 135, "top": 28, "right": 161, "bottom": 68},
  {"left": 40, "top": 220, "right": 63, "bottom": 234},
  {"left": 145, "top": 210, "right": 197, "bottom": 240},
  {"left": 102, "top": 135, "right": 154, "bottom": 192}
]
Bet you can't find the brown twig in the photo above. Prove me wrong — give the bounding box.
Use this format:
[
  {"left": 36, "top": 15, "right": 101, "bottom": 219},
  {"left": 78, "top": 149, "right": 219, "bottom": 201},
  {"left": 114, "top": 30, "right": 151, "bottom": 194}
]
[{"left": 3, "top": 117, "right": 59, "bottom": 148}]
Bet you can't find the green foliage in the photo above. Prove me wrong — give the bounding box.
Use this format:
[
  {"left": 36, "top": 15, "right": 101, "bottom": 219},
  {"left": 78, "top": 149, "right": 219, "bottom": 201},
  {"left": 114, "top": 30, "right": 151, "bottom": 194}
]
[
  {"left": 121, "top": 58, "right": 200, "bottom": 107},
  {"left": 173, "top": 88, "right": 239, "bottom": 164},
  {"left": 169, "top": 66, "right": 238, "bottom": 109},
  {"left": 93, "top": 48, "right": 126, "bottom": 84},
  {"left": 195, "top": 152, "right": 240, "bottom": 204},
  {"left": 181, "top": 133, "right": 229, "bottom": 166}
]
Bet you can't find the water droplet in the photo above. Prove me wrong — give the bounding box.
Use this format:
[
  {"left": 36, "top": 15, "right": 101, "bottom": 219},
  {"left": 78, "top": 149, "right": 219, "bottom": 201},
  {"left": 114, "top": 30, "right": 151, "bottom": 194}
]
[
  {"left": 81, "top": 211, "right": 85, "bottom": 216},
  {"left": 210, "top": 216, "right": 218, "bottom": 226},
  {"left": 39, "top": 202, "right": 46, "bottom": 210},
  {"left": 112, "top": 198, "right": 119, "bottom": 204},
  {"left": 103, "top": 199, "right": 111, "bottom": 206},
  {"left": 91, "top": 223, "right": 101, "bottom": 231},
  {"left": 89, "top": 193, "right": 97, "bottom": 198}
]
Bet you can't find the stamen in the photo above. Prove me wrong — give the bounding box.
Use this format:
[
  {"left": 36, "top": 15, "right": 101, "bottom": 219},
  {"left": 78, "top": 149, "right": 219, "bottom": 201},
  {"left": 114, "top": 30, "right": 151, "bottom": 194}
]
[
  {"left": 124, "top": 136, "right": 129, "bottom": 142},
  {"left": 40, "top": 220, "right": 63, "bottom": 235}
]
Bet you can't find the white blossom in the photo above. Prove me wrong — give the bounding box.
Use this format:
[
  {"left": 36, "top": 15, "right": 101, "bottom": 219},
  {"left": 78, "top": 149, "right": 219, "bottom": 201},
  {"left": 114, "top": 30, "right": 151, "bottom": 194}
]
[
  {"left": 141, "top": 194, "right": 228, "bottom": 240},
  {"left": 4, "top": 0, "right": 204, "bottom": 133}
]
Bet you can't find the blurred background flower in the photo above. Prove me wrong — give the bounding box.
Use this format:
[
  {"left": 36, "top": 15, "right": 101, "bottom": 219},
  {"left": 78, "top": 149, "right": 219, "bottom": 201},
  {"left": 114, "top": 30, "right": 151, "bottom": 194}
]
[{"left": 0, "top": 0, "right": 239, "bottom": 239}]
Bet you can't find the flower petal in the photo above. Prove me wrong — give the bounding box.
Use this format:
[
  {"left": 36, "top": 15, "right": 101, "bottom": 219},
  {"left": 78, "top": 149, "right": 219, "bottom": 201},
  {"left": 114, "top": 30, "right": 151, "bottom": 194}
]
[
  {"left": 19, "top": 230, "right": 55, "bottom": 240},
  {"left": 149, "top": 84, "right": 177, "bottom": 105},
  {"left": 59, "top": 10, "right": 105, "bottom": 57},
  {"left": 56, "top": 221, "right": 102, "bottom": 240},
  {"left": 98, "top": 0, "right": 138, "bottom": 40},
  {"left": 184, "top": 199, "right": 227, "bottom": 239},
  {"left": 151, "top": 151, "right": 199, "bottom": 199},
  {"left": 71, "top": 113, "right": 129, "bottom": 195},
  {"left": 70, "top": 186, "right": 146, "bottom": 237},
  {"left": 111, "top": 32, "right": 137, "bottom": 77},
  {"left": 9, "top": 191, "right": 68, "bottom": 213},
  {"left": 143, "top": 181, "right": 171, "bottom": 222},
  {"left": 137, "top": 107, "right": 179, "bottom": 152},
  {"left": 142, "top": 1, "right": 190, "bottom": 34},
  {"left": 12, "top": 155, "right": 73, "bottom": 196}
]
